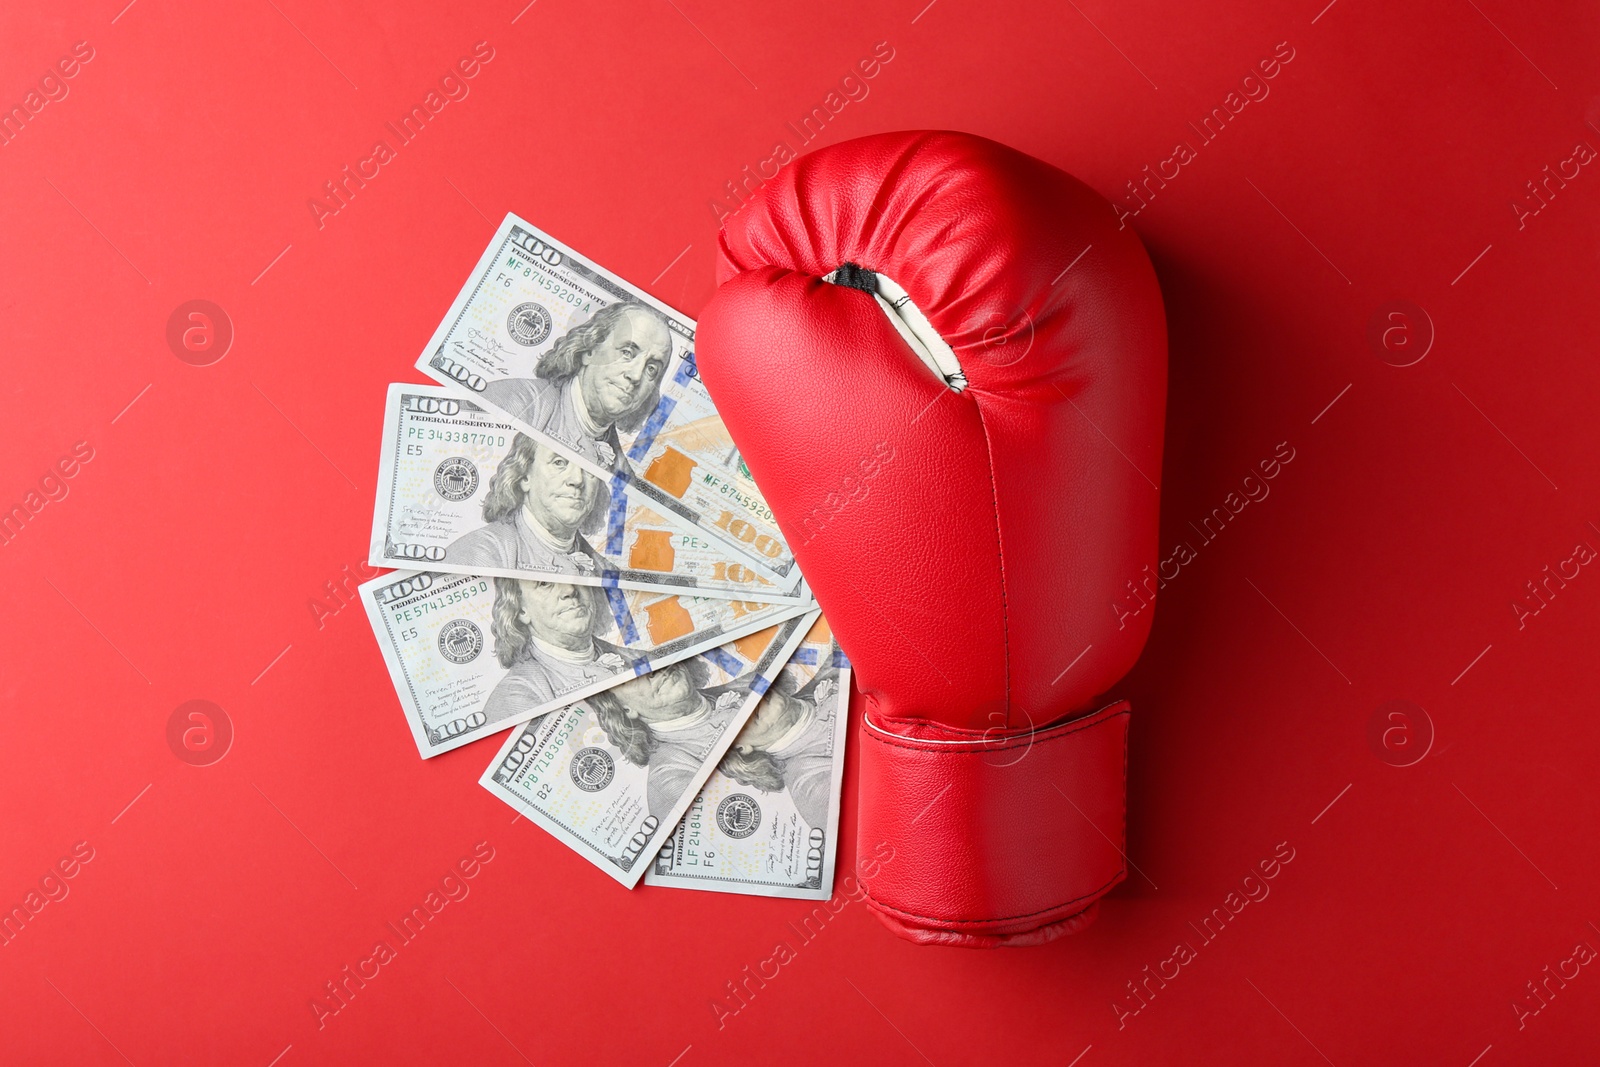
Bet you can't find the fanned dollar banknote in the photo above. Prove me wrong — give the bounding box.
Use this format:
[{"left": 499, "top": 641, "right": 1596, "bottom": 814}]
[
  {"left": 370, "top": 384, "right": 803, "bottom": 603},
  {"left": 413, "top": 213, "right": 797, "bottom": 592},
  {"left": 480, "top": 612, "right": 818, "bottom": 887},
  {"left": 360, "top": 569, "right": 807, "bottom": 757},
  {"left": 647, "top": 614, "right": 851, "bottom": 899}
]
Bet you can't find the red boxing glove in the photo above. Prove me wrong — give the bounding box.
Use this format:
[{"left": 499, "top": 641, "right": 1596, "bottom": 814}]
[{"left": 697, "top": 131, "right": 1166, "bottom": 946}]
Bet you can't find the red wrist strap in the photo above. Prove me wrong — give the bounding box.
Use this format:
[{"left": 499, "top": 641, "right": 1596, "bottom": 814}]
[{"left": 856, "top": 699, "right": 1130, "bottom": 947}]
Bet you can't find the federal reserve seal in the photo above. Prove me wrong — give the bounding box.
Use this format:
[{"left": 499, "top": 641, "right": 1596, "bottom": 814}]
[
  {"left": 433, "top": 457, "right": 479, "bottom": 501},
  {"left": 716, "top": 793, "right": 762, "bottom": 839},
  {"left": 437, "top": 619, "right": 483, "bottom": 664},
  {"left": 569, "top": 746, "right": 615, "bottom": 792},
  {"left": 507, "top": 302, "right": 553, "bottom": 346}
]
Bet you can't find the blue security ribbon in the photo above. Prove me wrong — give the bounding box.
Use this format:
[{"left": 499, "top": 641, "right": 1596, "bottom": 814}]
[
  {"left": 604, "top": 473, "right": 629, "bottom": 554},
  {"left": 627, "top": 395, "right": 678, "bottom": 463},
  {"left": 604, "top": 587, "right": 638, "bottom": 643},
  {"left": 703, "top": 648, "right": 743, "bottom": 676}
]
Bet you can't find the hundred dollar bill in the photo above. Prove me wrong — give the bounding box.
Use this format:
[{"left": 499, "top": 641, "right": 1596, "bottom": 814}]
[
  {"left": 480, "top": 612, "right": 819, "bottom": 887},
  {"left": 647, "top": 614, "right": 850, "bottom": 899},
  {"left": 370, "top": 384, "right": 803, "bottom": 603},
  {"left": 414, "top": 213, "right": 796, "bottom": 592},
  {"left": 360, "top": 569, "right": 807, "bottom": 758}
]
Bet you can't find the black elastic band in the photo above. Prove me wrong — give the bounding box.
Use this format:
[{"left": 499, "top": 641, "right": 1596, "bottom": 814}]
[{"left": 830, "top": 262, "right": 877, "bottom": 292}]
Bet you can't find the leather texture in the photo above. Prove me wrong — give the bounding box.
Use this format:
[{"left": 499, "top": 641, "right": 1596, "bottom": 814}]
[{"left": 697, "top": 131, "right": 1167, "bottom": 946}]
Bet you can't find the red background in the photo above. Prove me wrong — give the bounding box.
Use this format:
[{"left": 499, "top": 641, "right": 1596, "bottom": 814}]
[{"left": 3, "top": 1, "right": 1598, "bottom": 1064}]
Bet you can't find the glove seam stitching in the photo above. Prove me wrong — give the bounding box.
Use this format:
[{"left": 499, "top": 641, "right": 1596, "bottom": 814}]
[
  {"left": 861, "top": 704, "right": 1128, "bottom": 752},
  {"left": 864, "top": 871, "right": 1124, "bottom": 925},
  {"left": 971, "top": 400, "right": 1012, "bottom": 726}
]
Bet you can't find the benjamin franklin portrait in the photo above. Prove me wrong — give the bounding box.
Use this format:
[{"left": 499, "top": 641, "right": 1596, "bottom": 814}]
[
  {"left": 447, "top": 434, "right": 608, "bottom": 576},
  {"left": 482, "top": 301, "right": 672, "bottom": 470},
  {"left": 481, "top": 579, "right": 633, "bottom": 721},
  {"left": 715, "top": 668, "right": 840, "bottom": 830},
  {"left": 588, "top": 656, "right": 747, "bottom": 820}
]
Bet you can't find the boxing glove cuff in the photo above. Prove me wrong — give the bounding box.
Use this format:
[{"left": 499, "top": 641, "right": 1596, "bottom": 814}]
[{"left": 857, "top": 700, "right": 1130, "bottom": 948}]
